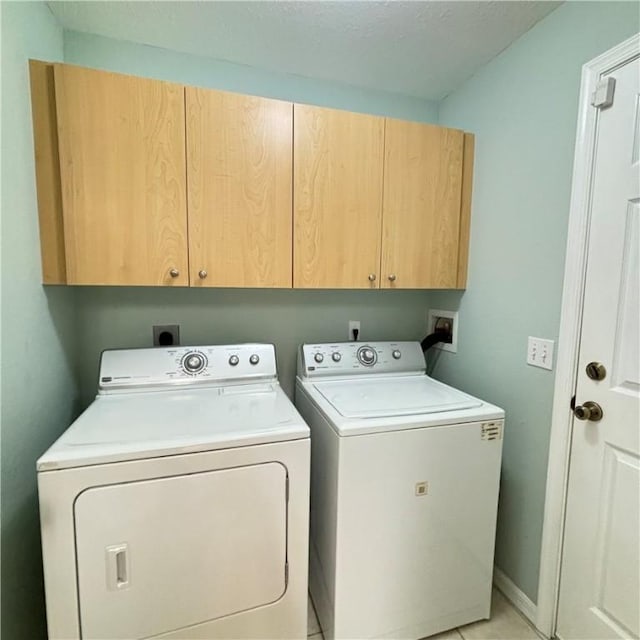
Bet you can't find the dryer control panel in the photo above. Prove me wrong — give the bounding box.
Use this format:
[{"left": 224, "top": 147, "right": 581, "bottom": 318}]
[
  {"left": 99, "top": 343, "right": 277, "bottom": 392},
  {"left": 298, "top": 342, "right": 425, "bottom": 378}
]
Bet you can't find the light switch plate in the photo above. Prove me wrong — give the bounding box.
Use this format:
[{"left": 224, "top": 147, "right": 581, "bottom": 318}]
[{"left": 527, "top": 337, "right": 554, "bottom": 370}]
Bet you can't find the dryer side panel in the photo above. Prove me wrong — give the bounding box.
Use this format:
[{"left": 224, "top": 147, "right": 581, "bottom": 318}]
[{"left": 74, "top": 462, "right": 287, "bottom": 639}]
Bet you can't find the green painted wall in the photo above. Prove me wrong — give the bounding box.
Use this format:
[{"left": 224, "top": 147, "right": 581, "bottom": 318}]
[
  {"left": 428, "top": 1, "right": 639, "bottom": 603},
  {"left": 0, "top": 2, "right": 79, "bottom": 638},
  {"left": 63, "top": 31, "right": 439, "bottom": 403},
  {"left": 64, "top": 30, "right": 440, "bottom": 123}
]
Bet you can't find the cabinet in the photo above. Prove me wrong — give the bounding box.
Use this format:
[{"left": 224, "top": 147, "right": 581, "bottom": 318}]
[
  {"left": 31, "top": 62, "right": 292, "bottom": 288},
  {"left": 382, "top": 119, "right": 466, "bottom": 289},
  {"left": 293, "top": 105, "right": 384, "bottom": 289},
  {"left": 186, "top": 88, "right": 292, "bottom": 288},
  {"left": 293, "top": 107, "right": 474, "bottom": 289},
  {"left": 30, "top": 61, "right": 474, "bottom": 290},
  {"left": 47, "top": 62, "right": 189, "bottom": 286}
]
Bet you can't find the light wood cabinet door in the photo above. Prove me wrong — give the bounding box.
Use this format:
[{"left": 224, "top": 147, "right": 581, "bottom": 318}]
[
  {"left": 54, "top": 64, "right": 188, "bottom": 286},
  {"left": 186, "top": 88, "right": 293, "bottom": 287},
  {"left": 381, "top": 119, "right": 464, "bottom": 289},
  {"left": 294, "top": 105, "right": 384, "bottom": 288}
]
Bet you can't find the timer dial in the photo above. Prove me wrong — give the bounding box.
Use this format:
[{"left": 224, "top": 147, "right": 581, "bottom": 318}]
[
  {"left": 357, "top": 346, "right": 377, "bottom": 366},
  {"left": 182, "top": 351, "right": 206, "bottom": 374}
]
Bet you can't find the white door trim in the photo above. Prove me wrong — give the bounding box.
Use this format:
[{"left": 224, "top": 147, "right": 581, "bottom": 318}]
[{"left": 535, "top": 33, "right": 640, "bottom": 639}]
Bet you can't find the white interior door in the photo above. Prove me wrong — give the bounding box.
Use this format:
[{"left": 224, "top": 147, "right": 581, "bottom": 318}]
[
  {"left": 557, "top": 56, "right": 640, "bottom": 640},
  {"left": 74, "top": 462, "right": 287, "bottom": 640}
]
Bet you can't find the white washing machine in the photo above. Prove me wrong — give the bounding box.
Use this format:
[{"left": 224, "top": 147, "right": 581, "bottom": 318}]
[
  {"left": 295, "top": 341, "right": 505, "bottom": 640},
  {"left": 37, "top": 343, "right": 310, "bottom": 640}
]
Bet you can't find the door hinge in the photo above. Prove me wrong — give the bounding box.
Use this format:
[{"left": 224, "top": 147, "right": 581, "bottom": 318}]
[{"left": 591, "top": 77, "right": 616, "bottom": 109}]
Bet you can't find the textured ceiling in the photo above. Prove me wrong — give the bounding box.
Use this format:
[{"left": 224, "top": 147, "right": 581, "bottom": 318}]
[{"left": 48, "top": 1, "right": 561, "bottom": 101}]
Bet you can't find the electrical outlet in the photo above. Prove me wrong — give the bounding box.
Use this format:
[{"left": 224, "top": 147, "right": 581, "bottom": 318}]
[
  {"left": 153, "top": 324, "right": 180, "bottom": 347},
  {"left": 527, "top": 337, "right": 554, "bottom": 370},
  {"left": 349, "top": 320, "right": 361, "bottom": 341},
  {"left": 426, "top": 309, "right": 458, "bottom": 353}
]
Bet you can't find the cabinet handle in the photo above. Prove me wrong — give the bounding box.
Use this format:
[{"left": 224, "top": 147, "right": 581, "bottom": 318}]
[
  {"left": 169, "top": 268, "right": 180, "bottom": 278},
  {"left": 198, "top": 270, "right": 208, "bottom": 280},
  {"left": 368, "top": 273, "right": 377, "bottom": 282},
  {"left": 388, "top": 274, "right": 397, "bottom": 282}
]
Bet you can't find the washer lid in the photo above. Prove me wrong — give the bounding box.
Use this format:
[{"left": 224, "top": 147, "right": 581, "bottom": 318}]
[
  {"left": 312, "top": 375, "right": 482, "bottom": 418},
  {"left": 37, "top": 384, "right": 309, "bottom": 471}
]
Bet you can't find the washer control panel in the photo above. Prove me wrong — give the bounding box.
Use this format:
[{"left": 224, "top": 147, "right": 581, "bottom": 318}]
[
  {"left": 99, "top": 343, "right": 277, "bottom": 391},
  {"left": 298, "top": 342, "right": 425, "bottom": 378}
]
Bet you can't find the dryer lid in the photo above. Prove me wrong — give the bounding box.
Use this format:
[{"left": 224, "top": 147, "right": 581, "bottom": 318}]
[{"left": 312, "top": 375, "right": 482, "bottom": 418}]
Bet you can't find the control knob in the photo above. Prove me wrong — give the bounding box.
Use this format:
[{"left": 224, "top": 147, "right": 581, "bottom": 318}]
[
  {"left": 249, "top": 354, "right": 260, "bottom": 365},
  {"left": 183, "top": 352, "right": 205, "bottom": 373},
  {"left": 314, "top": 353, "right": 324, "bottom": 363},
  {"left": 357, "top": 346, "right": 377, "bottom": 366},
  {"left": 332, "top": 352, "right": 342, "bottom": 362},
  {"left": 392, "top": 349, "right": 402, "bottom": 360},
  {"left": 228, "top": 355, "right": 239, "bottom": 366}
]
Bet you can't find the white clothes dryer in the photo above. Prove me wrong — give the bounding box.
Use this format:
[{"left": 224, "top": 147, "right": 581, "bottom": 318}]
[
  {"left": 295, "top": 341, "right": 504, "bottom": 640},
  {"left": 38, "top": 344, "right": 310, "bottom": 640}
]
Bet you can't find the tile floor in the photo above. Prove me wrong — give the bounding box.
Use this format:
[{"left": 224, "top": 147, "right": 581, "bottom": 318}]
[{"left": 307, "top": 588, "right": 541, "bottom": 640}]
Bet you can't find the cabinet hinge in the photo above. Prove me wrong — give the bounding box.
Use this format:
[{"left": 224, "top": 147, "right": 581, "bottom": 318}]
[{"left": 591, "top": 77, "right": 616, "bottom": 109}]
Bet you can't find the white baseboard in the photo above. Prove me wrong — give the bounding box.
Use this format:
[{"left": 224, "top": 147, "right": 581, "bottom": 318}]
[{"left": 493, "top": 566, "right": 538, "bottom": 626}]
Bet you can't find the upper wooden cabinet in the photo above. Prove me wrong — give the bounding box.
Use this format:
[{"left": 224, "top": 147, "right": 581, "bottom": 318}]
[
  {"left": 381, "top": 119, "right": 465, "bottom": 289},
  {"left": 293, "top": 109, "right": 473, "bottom": 289},
  {"left": 186, "top": 88, "right": 293, "bottom": 288},
  {"left": 52, "top": 63, "right": 189, "bottom": 286},
  {"left": 30, "top": 60, "right": 474, "bottom": 290},
  {"left": 294, "top": 105, "right": 384, "bottom": 289}
]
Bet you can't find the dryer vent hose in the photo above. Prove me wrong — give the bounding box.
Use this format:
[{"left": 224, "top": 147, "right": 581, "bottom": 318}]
[
  {"left": 420, "top": 330, "right": 451, "bottom": 352},
  {"left": 421, "top": 317, "right": 453, "bottom": 352}
]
